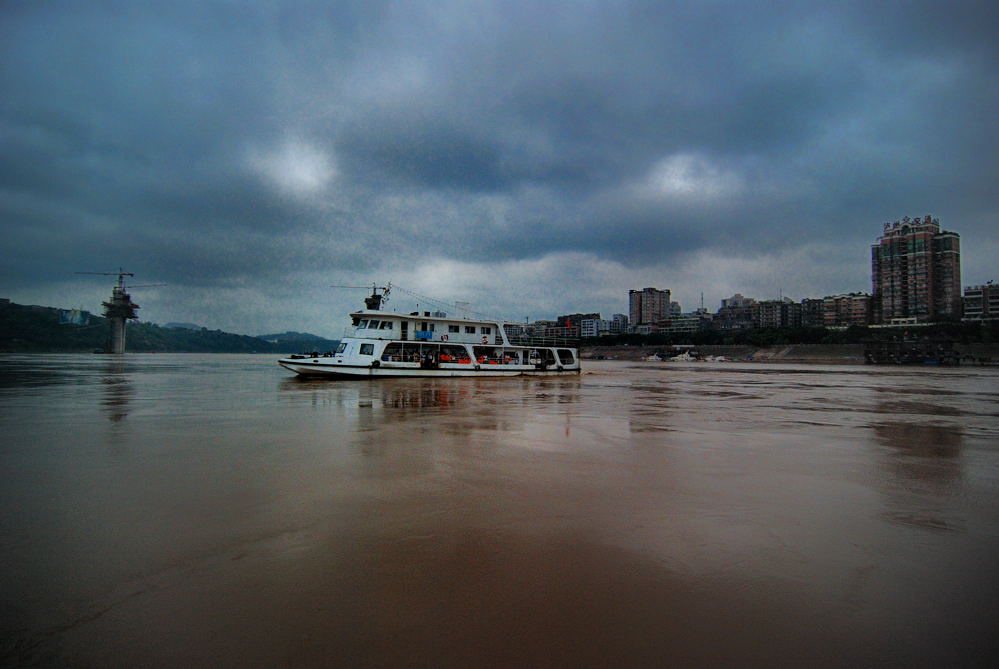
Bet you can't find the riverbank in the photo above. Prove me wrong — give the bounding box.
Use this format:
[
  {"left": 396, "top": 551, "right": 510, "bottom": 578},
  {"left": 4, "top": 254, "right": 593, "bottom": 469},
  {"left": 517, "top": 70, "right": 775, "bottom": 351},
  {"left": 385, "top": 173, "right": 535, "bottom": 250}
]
[{"left": 582, "top": 342, "right": 999, "bottom": 364}]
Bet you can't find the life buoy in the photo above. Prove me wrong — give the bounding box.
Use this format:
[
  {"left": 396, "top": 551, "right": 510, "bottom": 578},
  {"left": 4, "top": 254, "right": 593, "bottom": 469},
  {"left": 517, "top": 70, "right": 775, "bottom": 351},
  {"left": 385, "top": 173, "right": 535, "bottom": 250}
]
[
  {"left": 481, "top": 336, "right": 488, "bottom": 344},
  {"left": 441, "top": 334, "right": 448, "bottom": 341}
]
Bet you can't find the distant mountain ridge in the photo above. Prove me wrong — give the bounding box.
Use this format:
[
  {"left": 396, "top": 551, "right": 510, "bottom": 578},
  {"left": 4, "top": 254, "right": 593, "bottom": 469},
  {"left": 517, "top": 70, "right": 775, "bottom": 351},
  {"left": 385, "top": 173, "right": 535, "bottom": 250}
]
[
  {"left": 0, "top": 300, "right": 336, "bottom": 353},
  {"left": 256, "top": 331, "right": 340, "bottom": 351},
  {"left": 257, "top": 331, "right": 328, "bottom": 342}
]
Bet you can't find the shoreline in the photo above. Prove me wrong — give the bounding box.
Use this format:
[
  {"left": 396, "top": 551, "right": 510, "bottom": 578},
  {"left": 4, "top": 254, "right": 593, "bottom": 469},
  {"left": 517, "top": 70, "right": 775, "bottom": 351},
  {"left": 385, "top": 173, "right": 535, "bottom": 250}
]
[{"left": 582, "top": 342, "right": 999, "bottom": 364}]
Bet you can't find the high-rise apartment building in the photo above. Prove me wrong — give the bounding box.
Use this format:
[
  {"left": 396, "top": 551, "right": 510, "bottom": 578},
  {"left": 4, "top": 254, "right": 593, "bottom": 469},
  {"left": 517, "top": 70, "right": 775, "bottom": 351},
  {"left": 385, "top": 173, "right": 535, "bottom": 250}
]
[
  {"left": 579, "top": 314, "right": 630, "bottom": 338},
  {"left": 871, "top": 215, "right": 961, "bottom": 324},
  {"left": 720, "top": 293, "right": 755, "bottom": 309},
  {"left": 963, "top": 283, "right": 999, "bottom": 322},
  {"left": 629, "top": 287, "right": 670, "bottom": 326},
  {"left": 800, "top": 298, "right": 825, "bottom": 327},
  {"left": 822, "top": 293, "right": 871, "bottom": 327},
  {"left": 714, "top": 294, "right": 757, "bottom": 330},
  {"left": 755, "top": 299, "right": 802, "bottom": 329},
  {"left": 557, "top": 313, "right": 600, "bottom": 328}
]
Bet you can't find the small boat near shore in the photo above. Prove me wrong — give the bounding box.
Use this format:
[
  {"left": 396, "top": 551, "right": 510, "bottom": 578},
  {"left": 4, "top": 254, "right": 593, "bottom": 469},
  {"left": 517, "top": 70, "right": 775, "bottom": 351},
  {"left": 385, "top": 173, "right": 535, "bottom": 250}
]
[{"left": 278, "top": 286, "right": 581, "bottom": 378}]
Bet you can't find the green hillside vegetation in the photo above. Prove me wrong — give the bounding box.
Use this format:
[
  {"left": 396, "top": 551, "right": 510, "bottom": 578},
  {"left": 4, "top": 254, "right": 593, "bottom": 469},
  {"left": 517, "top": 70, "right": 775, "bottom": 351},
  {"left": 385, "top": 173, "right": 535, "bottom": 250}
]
[{"left": 0, "top": 301, "right": 337, "bottom": 353}]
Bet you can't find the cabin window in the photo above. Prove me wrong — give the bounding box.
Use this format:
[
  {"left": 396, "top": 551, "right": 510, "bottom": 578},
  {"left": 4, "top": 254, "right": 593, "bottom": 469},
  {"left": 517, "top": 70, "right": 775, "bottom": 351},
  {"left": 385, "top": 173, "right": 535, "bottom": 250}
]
[
  {"left": 336, "top": 342, "right": 347, "bottom": 355},
  {"left": 557, "top": 349, "right": 575, "bottom": 364},
  {"left": 356, "top": 320, "right": 368, "bottom": 329},
  {"left": 382, "top": 342, "right": 422, "bottom": 362},
  {"left": 472, "top": 346, "right": 499, "bottom": 361},
  {"left": 438, "top": 345, "right": 466, "bottom": 362},
  {"left": 379, "top": 321, "right": 393, "bottom": 330},
  {"left": 465, "top": 326, "right": 476, "bottom": 334},
  {"left": 367, "top": 320, "right": 380, "bottom": 329},
  {"left": 481, "top": 326, "right": 491, "bottom": 334},
  {"left": 382, "top": 342, "right": 403, "bottom": 361},
  {"left": 448, "top": 325, "right": 460, "bottom": 333},
  {"left": 536, "top": 349, "right": 556, "bottom": 362},
  {"left": 359, "top": 344, "right": 374, "bottom": 355}
]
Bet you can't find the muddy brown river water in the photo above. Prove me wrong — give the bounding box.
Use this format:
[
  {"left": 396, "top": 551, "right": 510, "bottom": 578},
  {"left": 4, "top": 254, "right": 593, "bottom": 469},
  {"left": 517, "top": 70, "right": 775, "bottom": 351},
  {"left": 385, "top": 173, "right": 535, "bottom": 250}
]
[{"left": 1, "top": 354, "right": 998, "bottom": 667}]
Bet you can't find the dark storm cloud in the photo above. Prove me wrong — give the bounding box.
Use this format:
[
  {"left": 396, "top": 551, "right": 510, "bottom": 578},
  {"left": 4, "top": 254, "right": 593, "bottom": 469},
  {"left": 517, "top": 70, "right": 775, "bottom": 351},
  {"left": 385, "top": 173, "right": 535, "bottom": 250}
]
[
  {"left": 338, "top": 115, "right": 509, "bottom": 191},
  {"left": 1, "top": 0, "right": 996, "bottom": 330}
]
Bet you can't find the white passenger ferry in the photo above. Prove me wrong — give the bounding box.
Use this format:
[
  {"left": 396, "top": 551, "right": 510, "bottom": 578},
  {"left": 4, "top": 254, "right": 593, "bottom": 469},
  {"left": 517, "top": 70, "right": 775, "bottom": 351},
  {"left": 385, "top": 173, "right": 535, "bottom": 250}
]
[{"left": 278, "top": 286, "right": 581, "bottom": 378}]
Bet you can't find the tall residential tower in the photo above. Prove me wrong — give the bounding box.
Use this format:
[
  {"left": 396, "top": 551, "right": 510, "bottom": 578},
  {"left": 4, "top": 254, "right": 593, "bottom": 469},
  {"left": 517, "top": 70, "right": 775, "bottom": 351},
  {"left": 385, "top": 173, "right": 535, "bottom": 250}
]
[
  {"left": 871, "top": 215, "right": 961, "bottom": 324},
  {"left": 629, "top": 287, "right": 670, "bottom": 326}
]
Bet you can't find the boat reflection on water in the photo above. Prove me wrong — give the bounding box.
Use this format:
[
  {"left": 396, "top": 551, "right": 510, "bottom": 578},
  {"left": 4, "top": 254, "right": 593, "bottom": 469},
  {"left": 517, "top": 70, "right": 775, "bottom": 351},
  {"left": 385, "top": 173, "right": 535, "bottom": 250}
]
[{"left": 278, "top": 375, "right": 583, "bottom": 413}]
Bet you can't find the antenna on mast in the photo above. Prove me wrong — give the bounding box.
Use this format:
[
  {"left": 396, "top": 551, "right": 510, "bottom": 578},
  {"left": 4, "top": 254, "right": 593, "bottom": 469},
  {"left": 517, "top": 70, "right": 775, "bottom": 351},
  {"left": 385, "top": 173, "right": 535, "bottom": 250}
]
[{"left": 329, "top": 283, "right": 392, "bottom": 310}]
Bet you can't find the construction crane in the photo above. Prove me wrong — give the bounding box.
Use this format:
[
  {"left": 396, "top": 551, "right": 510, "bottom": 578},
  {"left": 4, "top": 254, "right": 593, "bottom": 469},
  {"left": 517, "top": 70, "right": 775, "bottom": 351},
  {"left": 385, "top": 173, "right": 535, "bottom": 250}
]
[
  {"left": 330, "top": 283, "right": 391, "bottom": 310},
  {"left": 75, "top": 270, "right": 163, "bottom": 353}
]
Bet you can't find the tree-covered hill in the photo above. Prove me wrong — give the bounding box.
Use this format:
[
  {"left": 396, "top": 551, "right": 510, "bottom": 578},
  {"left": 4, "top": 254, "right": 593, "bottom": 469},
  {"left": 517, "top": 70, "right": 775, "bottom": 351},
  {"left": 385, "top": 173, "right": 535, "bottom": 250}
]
[{"left": 0, "top": 300, "right": 337, "bottom": 353}]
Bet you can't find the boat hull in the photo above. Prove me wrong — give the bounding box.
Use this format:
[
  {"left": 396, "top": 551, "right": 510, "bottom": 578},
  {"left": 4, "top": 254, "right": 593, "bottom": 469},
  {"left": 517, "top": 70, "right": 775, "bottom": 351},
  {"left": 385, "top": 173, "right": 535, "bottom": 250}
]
[{"left": 278, "top": 358, "right": 580, "bottom": 378}]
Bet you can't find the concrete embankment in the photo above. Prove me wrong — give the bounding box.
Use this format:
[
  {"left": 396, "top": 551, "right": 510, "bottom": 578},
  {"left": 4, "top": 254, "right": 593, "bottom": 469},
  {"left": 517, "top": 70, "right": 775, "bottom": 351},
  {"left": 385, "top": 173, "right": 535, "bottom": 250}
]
[
  {"left": 581, "top": 344, "right": 864, "bottom": 363},
  {"left": 582, "top": 343, "right": 999, "bottom": 364}
]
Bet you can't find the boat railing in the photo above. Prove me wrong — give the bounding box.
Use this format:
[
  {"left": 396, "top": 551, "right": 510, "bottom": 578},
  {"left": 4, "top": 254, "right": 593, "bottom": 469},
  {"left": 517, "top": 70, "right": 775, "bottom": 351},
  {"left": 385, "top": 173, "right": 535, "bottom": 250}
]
[
  {"left": 506, "top": 335, "right": 581, "bottom": 348},
  {"left": 337, "top": 325, "right": 579, "bottom": 348}
]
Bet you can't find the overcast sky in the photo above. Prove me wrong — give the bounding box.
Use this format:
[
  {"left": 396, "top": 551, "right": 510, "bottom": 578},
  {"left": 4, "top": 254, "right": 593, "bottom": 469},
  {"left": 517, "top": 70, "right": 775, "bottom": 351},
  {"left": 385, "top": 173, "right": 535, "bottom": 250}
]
[{"left": 2, "top": 0, "right": 996, "bottom": 337}]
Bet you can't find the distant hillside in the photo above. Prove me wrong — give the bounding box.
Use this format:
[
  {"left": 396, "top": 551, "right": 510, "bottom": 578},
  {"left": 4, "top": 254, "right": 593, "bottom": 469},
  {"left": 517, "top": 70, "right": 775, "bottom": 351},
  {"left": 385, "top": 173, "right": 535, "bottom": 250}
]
[
  {"left": 0, "top": 300, "right": 327, "bottom": 353},
  {"left": 256, "top": 331, "right": 340, "bottom": 351},
  {"left": 163, "top": 322, "right": 202, "bottom": 330},
  {"left": 258, "top": 331, "right": 328, "bottom": 342}
]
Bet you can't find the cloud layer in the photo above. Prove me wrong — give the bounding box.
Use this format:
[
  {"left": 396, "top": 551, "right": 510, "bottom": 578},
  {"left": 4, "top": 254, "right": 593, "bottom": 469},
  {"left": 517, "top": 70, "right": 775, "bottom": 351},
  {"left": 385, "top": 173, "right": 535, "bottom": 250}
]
[{"left": 2, "top": 0, "right": 996, "bottom": 335}]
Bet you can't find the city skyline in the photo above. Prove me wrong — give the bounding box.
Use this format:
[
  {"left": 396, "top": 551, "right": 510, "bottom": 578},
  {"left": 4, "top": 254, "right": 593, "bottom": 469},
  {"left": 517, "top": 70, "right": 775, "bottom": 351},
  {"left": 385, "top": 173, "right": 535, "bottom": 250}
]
[
  {"left": 3, "top": 212, "right": 989, "bottom": 337},
  {"left": 2, "top": 2, "right": 996, "bottom": 338}
]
